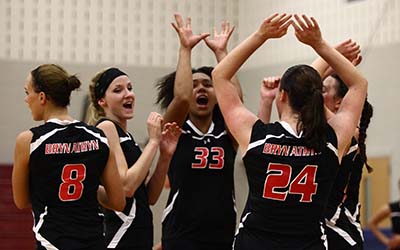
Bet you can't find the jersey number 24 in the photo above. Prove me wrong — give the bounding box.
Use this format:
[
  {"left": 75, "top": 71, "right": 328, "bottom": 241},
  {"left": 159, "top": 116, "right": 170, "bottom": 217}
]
[{"left": 263, "top": 163, "right": 317, "bottom": 203}]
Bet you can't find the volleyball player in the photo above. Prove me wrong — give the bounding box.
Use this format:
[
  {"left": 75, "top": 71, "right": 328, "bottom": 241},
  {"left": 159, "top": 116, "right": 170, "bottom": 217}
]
[
  {"left": 87, "top": 67, "right": 181, "bottom": 250},
  {"left": 212, "top": 13, "right": 368, "bottom": 249},
  {"left": 155, "top": 14, "right": 240, "bottom": 250},
  {"left": 12, "top": 64, "right": 125, "bottom": 250}
]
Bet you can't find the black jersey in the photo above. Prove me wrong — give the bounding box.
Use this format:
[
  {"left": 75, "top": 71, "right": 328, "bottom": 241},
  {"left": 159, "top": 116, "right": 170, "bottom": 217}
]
[
  {"left": 235, "top": 120, "right": 339, "bottom": 250},
  {"left": 29, "top": 119, "right": 109, "bottom": 250},
  {"left": 343, "top": 153, "right": 364, "bottom": 214},
  {"left": 390, "top": 201, "right": 400, "bottom": 234},
  {"left": 162, "top": 119, "right": 237, "bottom": 244},
  {"left": 325, "top": 141, "right": 364, "bottom": 249},
  {"left": 97, "top": 119, "right": 153, "bottom": 249},
  {"left": 325, "top": 138, "right": 358, "bottom": 220}
]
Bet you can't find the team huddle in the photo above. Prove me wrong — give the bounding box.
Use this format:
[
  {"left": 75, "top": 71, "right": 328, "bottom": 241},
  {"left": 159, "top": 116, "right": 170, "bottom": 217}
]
[{"left": 12, "top": 12, "right": 384, "bottom": 250}]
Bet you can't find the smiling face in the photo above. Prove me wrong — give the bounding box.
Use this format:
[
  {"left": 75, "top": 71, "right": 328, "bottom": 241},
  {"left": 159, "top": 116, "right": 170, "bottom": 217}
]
[
  {"left": 24, "top": 73, "right": 44, "bottom": 121},
  {"left": 98, "top": 75, "right": 135, "bottom": 124},
  {"left": 189, "top": 72, "right": 217, "bottom": 119}
]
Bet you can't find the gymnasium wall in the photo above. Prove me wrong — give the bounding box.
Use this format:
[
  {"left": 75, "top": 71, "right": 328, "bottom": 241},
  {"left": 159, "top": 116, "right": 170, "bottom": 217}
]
[{"left": 1, "top": 0, "right": 400, "bottom": 245}]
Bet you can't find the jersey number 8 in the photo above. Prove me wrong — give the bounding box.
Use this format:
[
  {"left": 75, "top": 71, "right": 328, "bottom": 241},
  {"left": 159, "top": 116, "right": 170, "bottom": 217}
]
[
  {"left": 58, "top": 164, "right": 86, "bottom": 202},
  {"left": 263, "top": 163, "right": 318, "bottom": 203}
]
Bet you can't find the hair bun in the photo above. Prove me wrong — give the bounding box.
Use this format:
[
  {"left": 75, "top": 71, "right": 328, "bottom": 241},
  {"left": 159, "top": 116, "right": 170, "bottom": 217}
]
[{"left": 67, "top": 75, "right": 81, "bottom": 91}]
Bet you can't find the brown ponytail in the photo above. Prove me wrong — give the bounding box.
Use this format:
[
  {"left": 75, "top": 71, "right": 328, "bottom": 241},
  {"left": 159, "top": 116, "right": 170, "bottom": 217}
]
[{"left": 280, "top": 65, "right": 327, "bottom": 152}]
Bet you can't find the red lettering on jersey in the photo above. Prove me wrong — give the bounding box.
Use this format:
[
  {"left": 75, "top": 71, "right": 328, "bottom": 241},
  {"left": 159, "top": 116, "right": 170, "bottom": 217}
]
[
  {"left": 263, "top": 163, "right": 318, "bottom": 202},
  {"left": 290, "top": 146, "right": 299, "bottom": 156},
  {"left": 89, "top": 140, "right": 99, "bottom": 150},
  {"left": 45, "top": 144, "right": 52, "bottom": 154},
  {"left": 62, "top": 143, "right": 71, "bottom": 153},
  {"left": 192, "top": 147, "right": 208, "bottom": 169},
  {"left": 289, "top": 165, "right": 318, "bottom": 202},
  {"left": 80, "top": 141, "right": 88, "bottom": 152},
  {"left": 52, "top": 143, "right": 59, "bottom": 154},
  {"left": 263, "top": 163, "right": 291, "bottom": 201},
  {"left": 263, "top": 143, "right": 272, "bottom": 154},
  {"left": 209, "top": 147, "right": 225, "bottom": 169},
  {"left": 71, "top": 142, "right": 80, "bottom": 153},
  {"left": 59, "top": 164, "right": 86, "bottom": 201},
  {"left": 192, "top": 147, "right": 225, "bottom": 170}
]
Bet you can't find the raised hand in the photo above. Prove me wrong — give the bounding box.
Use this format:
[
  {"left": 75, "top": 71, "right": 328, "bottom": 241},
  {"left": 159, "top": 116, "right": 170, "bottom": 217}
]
[
  {"left": 204, "top": 20, "right": 235, "bottom": 55},
  {"left": 292, "top": 14, "right": 323, "bottom": 48},
  {"left": 160, "top": 122, "right": 182, "bottom": 158},
  {"left": 147, "top": 112, "right": 163, "bottom": 144},
  {"left": 260, "top": 76, "right": 280, "bottom": 101},
  {"left": 256, "top": 13, "right": 292, "bottom": 40},
  {"left": 335, "top": 39, "right": 361, "bottom": 63},
  {"left": 171, "top": 13, "right": 210, "bottom": 49}
]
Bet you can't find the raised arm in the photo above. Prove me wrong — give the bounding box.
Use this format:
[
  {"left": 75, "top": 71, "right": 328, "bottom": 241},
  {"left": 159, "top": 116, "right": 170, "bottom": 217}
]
[
  {"left": 258, "top": 76, "right": 279, "bottom": 124},
  {"left": 212, "top": 13, "right": 292, "bottom": 154},
  {"left": 292, "top": 14, "right": 368, "bottom": 161},
  {"left": 147, "top": 122, "right": 181, "bottom": 205},
  {"left": 163, "top": 14, "right": 210, "bottom": 126},
  {"left": 12, "top": 131, "right": 32, "bottom": 209},
  {"left": 311, "top": 39, "right": 361, "bottom": 79},
  {"left": 205, "top": 21, "right": 243, "bottom": 100}
]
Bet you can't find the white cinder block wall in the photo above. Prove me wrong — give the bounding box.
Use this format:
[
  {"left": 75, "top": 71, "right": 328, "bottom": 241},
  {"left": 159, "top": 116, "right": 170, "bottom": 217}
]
[{"left": 1, "top": 0, "right": 399, "bottom": 243}]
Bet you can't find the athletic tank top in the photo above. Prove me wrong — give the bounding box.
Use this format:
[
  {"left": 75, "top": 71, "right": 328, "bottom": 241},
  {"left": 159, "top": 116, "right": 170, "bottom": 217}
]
[
  {"left": 162, "top": 119, "right": 237, "bottom": 243},
  {"left": 325, "top": 138, "right": 358, "bottom": 219},
  {"left": 97, "top": 118, "right": 153, "bottom": 249},
  {"left": 29, "top": 119, "right": 109, "bottom": 249},
  {"left": 240, "top": 120, "right": 338, "bottom": 247}
]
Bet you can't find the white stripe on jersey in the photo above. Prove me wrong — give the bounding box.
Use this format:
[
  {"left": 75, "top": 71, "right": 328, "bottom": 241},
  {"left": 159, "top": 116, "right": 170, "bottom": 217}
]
[
  {"left": 192, "top": 131, "right": 227, "bottom": 141},
  {"left": 107, "top": 199, "right": 137, "bottom": 248},
  {"left": 246, "top": 134, "right": 285, "bottom": 152},
  {"left": 162, "top": 190, "right": 179, "bottom": 222},
  {"left": 325, "top": 219, "right": 357, "bottom": 246},
  {"left": 232, "top": 212, "right": 251, "bottom": 249},
  {"left": 185, "top": 119, "right": 228, "bottom": 140},
  {"left": 279, "top": 121, "right": 303, "bottom": 138},
  {"left": 186, "top": 120, "right": 214, "bottom": 136},
  {"left": 47, "top": 118, "right": 80, "bottom": 125},
  {"left": 347, "top": 144, "right": 358, "bottom": 155},
  {"left": 392, "top": 212, "right": 400, "bottom": 217},
  {"left": 120, "top": 135, "right": 132, "bottom": 143},
  {"left": 33, "top": 206, "right": 59, "bottom": 250},
  {"left": 327, "top": 204, "right": 342, "bottom": 224},
  {"left": 320, "top": 221, "right": 328, "bottom": 249},
  {"left": 30, "top": 127, "right": 68, "bottom": 154},
  {"left": 75, "top": 126, "right": 108, "bottom": 146},
  {"left": 344, "top": 205, "right": 364, "bottom": 240},
  {"left": 232, "top": 191, "right": 237, "bottom": 214},
  {"left": 326, "top": 142, "right": 338, "bottom": 156}
]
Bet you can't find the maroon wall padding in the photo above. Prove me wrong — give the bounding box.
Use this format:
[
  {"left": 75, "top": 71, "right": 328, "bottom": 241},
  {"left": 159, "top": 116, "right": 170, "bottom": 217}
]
[{"left": 0, "top": 164, "right": 35, "bottom": 250}]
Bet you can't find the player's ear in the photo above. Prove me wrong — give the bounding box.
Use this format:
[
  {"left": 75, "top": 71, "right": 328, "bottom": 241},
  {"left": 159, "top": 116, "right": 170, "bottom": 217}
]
[
  {"left": 98, "top": 98, "right": 106, "bottom": 108},
  {"left": 39, "top": 91, "right": 47, "bottom": 105},
  {"left": 279, "top": 89, "right": 287, "bottom": 102}
]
